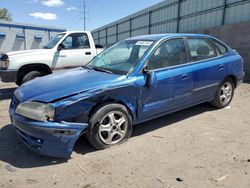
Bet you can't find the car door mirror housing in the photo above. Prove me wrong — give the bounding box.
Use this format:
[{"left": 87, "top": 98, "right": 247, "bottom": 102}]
[
  {"left": 57, "top": 43, "right": 65, "bottom": 51},
  {"left": 143, "top": 66, "right": 155, "bottom": 89}
]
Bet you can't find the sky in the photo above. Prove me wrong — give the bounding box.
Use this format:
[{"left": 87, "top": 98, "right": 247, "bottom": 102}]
[{"left": 0, "top": 0, "right": 164, "bottom": 31}]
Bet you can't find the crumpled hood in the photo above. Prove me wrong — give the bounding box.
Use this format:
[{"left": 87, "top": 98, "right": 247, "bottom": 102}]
[
  {"left": 7, "top": 49, "right": 49, "bottom": 57},
  {"left": 14, "top": 68, "right": 125, "bottom": 103}
]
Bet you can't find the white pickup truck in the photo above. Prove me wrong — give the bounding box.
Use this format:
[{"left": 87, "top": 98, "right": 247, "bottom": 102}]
[{"left": 0, "top": 31, "right": 103, "bottom": 85}]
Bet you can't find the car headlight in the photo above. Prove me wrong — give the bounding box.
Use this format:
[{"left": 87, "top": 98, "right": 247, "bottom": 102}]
[
  {"left": 0, "top": 54, "right": 10, "bottom": 69},
  {"left": 15, "top": 101, "right": 55, "bottom": 122}
]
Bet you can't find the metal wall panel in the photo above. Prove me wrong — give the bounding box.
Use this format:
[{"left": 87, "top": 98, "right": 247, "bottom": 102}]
[
  {"left": 99, "top": 29, "right": 106, "bottom": 38},
  {"left": 92, "top": 32, "right": 98, "bottom": 40},
  {"left": 151, "top": 5, "right": 178, "bottom": 24},
  {"left": 94, "top": 39, "right": 99, "bottom": 44},
  {"left": 118, "top": 21, "right": 130, "bottom": 33},
  {"left": 99, "top": 38, "right": 106, "bottom": 46},
  {"left": 131, "top": 14, "right": 149, "bottom": 30},
  {"left": 118, "top": 32, "right": 130, "bottom": 41},
  {"left": 227, "top": 0, "right": 243, "bottom": 4},
  {"left": 179, "top": 9, "right": 223, "bottom": 32},
  {"left": 131, "top": 28, "right": 148, "bottom": 37},
  {"left": 225, "top": 3, "right": 250, "bottom": 24},
  {"left": 151, "top": 21, "right": 177, "bottom": 33},
  {"left": 107, "top": 26, "right": 116, "bottom": 35},
  {"left": 92, "top": 0, "right": 250, "bottom": 47},
  {"left": 107, "top": 35, "right": 116, "bottom": 45},
  {"left": 180, "top": 0, "right": 224, "bottom": 17}
]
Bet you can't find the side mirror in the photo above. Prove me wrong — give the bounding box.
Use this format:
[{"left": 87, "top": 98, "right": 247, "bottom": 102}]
[
  {"left": 143, "top": 66, "right": 154, "bottom": 89},
  {"left": 57, "top": 43, "right": 65, "bottom": 51},
  {"left": 95, "top": 44, "right": 103, "bottom": 49}
]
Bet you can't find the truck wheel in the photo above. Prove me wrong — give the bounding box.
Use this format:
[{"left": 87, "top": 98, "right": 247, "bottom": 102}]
[
  {"left": 86, "top": 103, "right": 132, "bottom": 149},
  {"left": 211, "top": 78, "right": 235, "bottom": 108},
  {"left": 21, "top": 71, "right": 45, "bottom": 85}
]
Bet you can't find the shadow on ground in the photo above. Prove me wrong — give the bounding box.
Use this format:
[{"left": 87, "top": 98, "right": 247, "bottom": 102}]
[
  {"left": 0, "top": 124, "right": 67, "bottom": 168},
  {"left": 132, "top": 102, "right": 215, "bottom": 137},
  {"left": 75, "top": 103, "right": 215, "bottom": 153},
  {"left": 0, "top": 87, "right": 17, "bottom": 100},
  {"left": 0, "top": 103, "right": 215, "bottom": 169}
]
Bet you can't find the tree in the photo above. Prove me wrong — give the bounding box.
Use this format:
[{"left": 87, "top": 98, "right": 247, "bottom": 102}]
[{"left": 0, "top": 8, "right": 12, "bottom": 21}]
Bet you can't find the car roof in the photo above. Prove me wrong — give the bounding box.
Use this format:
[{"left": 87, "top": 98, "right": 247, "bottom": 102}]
[{"left": 127, "top": 33, "right": 212, "bottom": 41}]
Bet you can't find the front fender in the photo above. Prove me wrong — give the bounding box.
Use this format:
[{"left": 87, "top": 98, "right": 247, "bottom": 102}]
[
  {"left": 52, "top": 84, "right": 138, "bottom": 124},
  {"left": 8, "top": 52, "right": 54, "bottom": 70}
]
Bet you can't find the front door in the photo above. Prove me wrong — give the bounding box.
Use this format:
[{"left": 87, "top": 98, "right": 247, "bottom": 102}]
[
  {"left": 52, "top": 33, "right": 95, "bottom": 70},
  {"left": 138, "top": 38, "right": 193, "bottom": 120}
]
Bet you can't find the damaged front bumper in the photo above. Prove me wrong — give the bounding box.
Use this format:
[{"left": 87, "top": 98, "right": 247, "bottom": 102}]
[{"left": 9, "top": 113, "right": 88, "bottom": 158}]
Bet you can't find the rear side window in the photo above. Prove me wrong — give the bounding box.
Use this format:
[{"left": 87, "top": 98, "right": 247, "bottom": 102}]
[
  {"left": 213, "top": 40, "right": 228, "bottom": 55},
  {"left": 187, "top": 38, "right": 216, "bottom": 62}
]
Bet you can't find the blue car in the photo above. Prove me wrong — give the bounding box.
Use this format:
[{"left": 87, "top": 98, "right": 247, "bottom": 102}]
[{"left": 9, "top": 34, "right": 245, "bottom": 158}]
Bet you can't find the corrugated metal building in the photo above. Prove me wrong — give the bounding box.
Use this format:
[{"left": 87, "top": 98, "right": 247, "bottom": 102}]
[
  {"left": 92, "top": 0, "right": 250, "bottom": 80},
  {"left": 92, "top": 0, "right": 250, "bottom": 46},
  {"left": 0, "top": 20, "right": 66, "bottom": 53}
]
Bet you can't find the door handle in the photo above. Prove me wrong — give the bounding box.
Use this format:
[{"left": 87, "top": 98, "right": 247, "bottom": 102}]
[
  {"left": 181, "top": 74, "right": 189, "bottom": 80},
  {"left": 219, "top": 64, "right": 224, "bottom": 70},
  {"left": 85, "top": 52, "right": 91, "bottom": 55},
  {"left": 59, "top": 55, "right": 66, "bottom": 57}
]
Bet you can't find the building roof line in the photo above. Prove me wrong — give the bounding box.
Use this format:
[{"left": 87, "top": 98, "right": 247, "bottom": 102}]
[{"left": 0, "top": 20, "right": 66, "bottom": 32}]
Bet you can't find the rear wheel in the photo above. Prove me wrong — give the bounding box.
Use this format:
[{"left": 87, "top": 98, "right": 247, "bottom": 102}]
[
  {"left": 86, "top": 103, "right": 132, "bottom": 149},
  {"left": 211, "top": 78, "right": 235, "bottom": 108}
]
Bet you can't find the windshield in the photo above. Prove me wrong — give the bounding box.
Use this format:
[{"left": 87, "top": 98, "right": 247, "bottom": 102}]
[
  {"left": 43, "top": 33, "right": 65, "bottom": 49},
  {"left": 87, "top": 40, "right": 154, "bottom": 74}
]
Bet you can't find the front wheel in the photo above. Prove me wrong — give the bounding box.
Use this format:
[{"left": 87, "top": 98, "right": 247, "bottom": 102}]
[
  {"left": 21, "top": 71, "right": 45, "bottom": 85},
  {"left": 86, "top": 103, "right": 132, "bottom": 149},
  {"left": 211, "top": 78, "right": 235, "bottom": 108}
]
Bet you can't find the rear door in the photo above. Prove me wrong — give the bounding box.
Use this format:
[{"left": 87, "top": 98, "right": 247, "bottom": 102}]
[
  {"left": 186, "top": 37, "right": 226, "bottom": 102},
  {"left": 138, "top": 38, "right": 193, "bottom": 119},
  {"left": 52, "top": 33, "right": 95, "bottom": 70}
]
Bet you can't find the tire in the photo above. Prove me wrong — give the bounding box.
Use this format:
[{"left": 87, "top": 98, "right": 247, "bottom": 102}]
[
  {"left": 86, "top": 103, "right": 132, "bottom": 150},
  {"left": 211, "top": 78, "right": 235, "bottom": 108},
  {"left": 21, "top": 71, "right": 45, "bottom": 85}
]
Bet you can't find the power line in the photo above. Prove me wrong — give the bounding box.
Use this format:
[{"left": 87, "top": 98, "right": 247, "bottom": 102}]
[{"left": 66, "top": 17, "right": 82, "bottom": 28}]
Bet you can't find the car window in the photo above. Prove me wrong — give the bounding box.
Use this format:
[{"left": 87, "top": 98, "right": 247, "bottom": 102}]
[
  {"left": 62, "top": 33, "right": 90, "bottom": 49},
  {"left": 212, "top": 40, "right": 227, "bottom": 55},
  {"left": 43, "top": 33, "right": 65, "bottom": 49},
  {"left": 102, "top": 43, "right": 148, "bottom": 63},
  {"left": 63, "top": 36, "right": 73, "bottom": 49},
  {"left": 88, "top": 40, "right": 153, "bottom": 74},
  {"left": 187, "top": 38, "right": 216, "bottom": 62},
  {"left": 148, "top": 39, "right": 186, "bottom": 70},
  {"left": 105, "top": 46, "right": 133, "bottom": 62}
]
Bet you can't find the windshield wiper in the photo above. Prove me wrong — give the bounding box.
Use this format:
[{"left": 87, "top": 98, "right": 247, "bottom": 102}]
[
  {"left": 82, "top": 65, "right": 93, "bottom": 70},
  {"left": 92, "top": 66, "right": 113, "bottom": 74}
]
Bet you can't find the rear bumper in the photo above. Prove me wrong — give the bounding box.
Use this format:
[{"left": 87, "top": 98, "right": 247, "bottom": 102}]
[
  {"left": 0, "top": 69, "right": 17, "bottom": 82},
  {"left": 9, "top": 112, "right": 88, "bottom": 158}
]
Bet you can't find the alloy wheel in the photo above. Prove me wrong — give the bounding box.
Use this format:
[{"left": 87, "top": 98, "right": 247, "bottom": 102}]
[
  {"left": 98, "top": 111, "right": 128, "bottom": 145},
  {"left": 220, "top": 82, "right": 233, "bottom": 105}
]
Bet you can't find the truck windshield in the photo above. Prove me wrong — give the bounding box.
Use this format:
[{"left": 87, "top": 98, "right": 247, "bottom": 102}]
[
  {"left": 87, "top": 40, "right": 154, "bottom": 75},
  {"left": 43, "top": 33, "right": 65, "bottom": 49}
]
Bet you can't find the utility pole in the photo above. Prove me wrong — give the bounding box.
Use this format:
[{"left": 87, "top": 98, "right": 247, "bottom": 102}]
[
  {"left": 83, "top": 0, "right": 86, "bottom": 30},
  {"left": 80, "top": 0, "right": 87, "bottom": 30}
]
